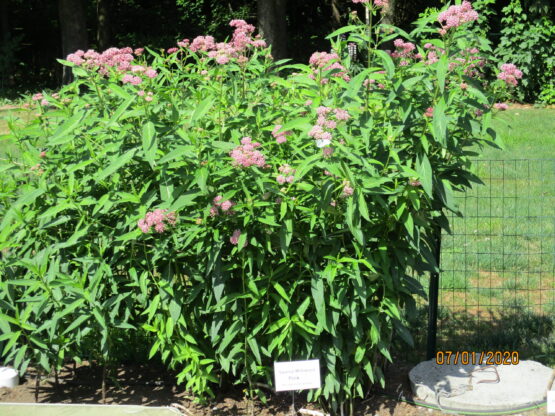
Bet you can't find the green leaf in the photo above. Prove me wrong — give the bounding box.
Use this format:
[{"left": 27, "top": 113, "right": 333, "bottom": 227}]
[
  {"left": 48, "top": 110, "right": 85, "bottom": 145},
  {"left": 416, "top": 153, "right": 433, "bottom": 198},
  {"left": 14, "top": 188, "right": 45, "bottom": 208},
  {"left": 272, "top": 282, "right": 290, "bottom": 303},
  {"left": 247, "top": 337, "right": 262, "bottom": 365},
  {"left": 326, "top": 25, "right": 359, "bottom": 39},
  {"left": 191, "top": 97, "right": 215, "bottom": 123},
  {"left": 436, "top": 53, "right": 448, "bottom": 94},
  {"left": 142, "top": 121, "right": 158, "bottom": 167},
  {"left": 158, "top": 145, "right": 196, "bottom": 164},
  {"left": 109, "top": 96, "right": 135, "bottom": 126},
  {"left": 62, "top": 314, "right": 89, "bottom": 335},
  {"left": 169, "top": 299, "right": 181, "bottom": 323},
  {"left": 431, "top": 98, "right": 447, "bottom": 145},
  {"left": 195, "top": 167, "right": 208, "bottom": 193},
  {"left": 374, "top": 50, "right": 395, "bottom": 78},
  {"left": 217, "top": 320, "right": 242, "bottom": 353},
  {"left": 95, "top": 148, "right": 137, "bottom": 181}
]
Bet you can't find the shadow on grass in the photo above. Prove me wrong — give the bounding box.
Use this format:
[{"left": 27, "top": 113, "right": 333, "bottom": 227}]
[{"left": 399, "top": 305, "right": 555, "bottom": 367}]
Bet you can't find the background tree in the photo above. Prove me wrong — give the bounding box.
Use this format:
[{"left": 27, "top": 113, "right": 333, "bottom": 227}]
[
  {"left": 97, "top": 0, "right": 111, "bottom": 50},
  {"left": 257, "top": 0, "right": 288, "bottom": 60},
  {"left": 58, "top": 0, "right": 88, "bottom": 83}
]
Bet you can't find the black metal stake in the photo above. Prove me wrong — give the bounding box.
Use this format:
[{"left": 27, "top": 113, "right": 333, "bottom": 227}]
[{"left": 427, "top": 226, "right": 442, "bottom": 360}]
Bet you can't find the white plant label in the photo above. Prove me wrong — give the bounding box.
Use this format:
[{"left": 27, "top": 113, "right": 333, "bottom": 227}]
[
  {"left": 274, "top": 359, "right": 321, "bottom": 392},
  {"left": 548, "top": 391, "right": 555, "bottom": 414}
]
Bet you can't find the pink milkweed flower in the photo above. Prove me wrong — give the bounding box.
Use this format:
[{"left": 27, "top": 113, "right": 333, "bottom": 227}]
[
  {"left": 374, "top": 0, "right": 388, "bottom": 7},
  {"left": 341, "top": 180, "right": 354, "bottom": 197},
  {"left": 220, "top": 200, "right": 234, "bottom": 211},
  {"left": 145, "top": 68, "right": 158, "bottom": 78},
  {"left": 134, "top": 48, "right": 144, "bottom": 56},
  {"left": 230, "top": 229, "right": 248, "bottom": 247},
  {"left": 493, "top": 102, "right": 509, "bottom": 111},
  {"left": 437, "top": 1, "right": 478, "bottom": 34},
  {"left": 167, "top": 47, "right": 178, "bottom": 54},
  {"left": 334, "top": 108, "right": 350, "bottom": 121},
  {"left": 277, "top": 175, "right": 287, "bottom": 184},
  {"left": 138, "top": 209, "right": 177, "bottom": 233},
  {"left": 213, "top": 195, "right": 223, "bottom": 205},
  {"left": 230, "top": 137, "right": 266, "bottom": 168},
  {"left": 497, "top": 63, "right": 523, "bottom": 87},
  {"left": 32, "top": 93, "right": 43, "bottom": 101},
  {"left": 322, "top": 146, "right": 334, "bottom": 157},
  {"left": 424, "top": 107, "right": 434, "bottom": 117},
  {"left": 39, "top": 151, "right": 46, "bottom": 158}
]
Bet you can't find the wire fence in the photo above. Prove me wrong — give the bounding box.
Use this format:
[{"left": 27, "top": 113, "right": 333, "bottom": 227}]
[{"left": 421, "top": 159, "right": 555, "bottom": 363}]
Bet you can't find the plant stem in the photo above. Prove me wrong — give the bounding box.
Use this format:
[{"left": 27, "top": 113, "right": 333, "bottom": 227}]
[
  {"left": 34, "top": 369, "right": 40, "bottom": 402},
  {"left": 102, "top": 363, "right": 107, "bottom": 404},
  {"left": 241, "top": 252, "right": 253, "bottom": 414}
]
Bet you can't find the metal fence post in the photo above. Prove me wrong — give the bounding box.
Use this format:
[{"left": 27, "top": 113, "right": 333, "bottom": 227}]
[{"left": 426, "top": 225, "right": 442, "bottom": 360}]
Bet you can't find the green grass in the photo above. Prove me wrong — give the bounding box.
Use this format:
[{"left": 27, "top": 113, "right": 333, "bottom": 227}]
[
  {"left": 0, "top": 107, "right": 36, "bottom": 158},
  {"left": 411, "top": 107, "right": 555, "bottom": 365}
]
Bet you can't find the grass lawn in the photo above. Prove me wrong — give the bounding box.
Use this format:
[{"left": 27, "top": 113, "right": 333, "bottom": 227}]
[
  {"left": 0, "top": 106, "right": 36, "bottom": 157},
  {"left": 413, "top": 107, "right": 555, "bottom": 364}
]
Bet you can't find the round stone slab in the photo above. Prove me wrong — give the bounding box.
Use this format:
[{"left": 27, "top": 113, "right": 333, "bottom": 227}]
[{"left": 409, "top": 357, "right": 554, "bottom": 413}]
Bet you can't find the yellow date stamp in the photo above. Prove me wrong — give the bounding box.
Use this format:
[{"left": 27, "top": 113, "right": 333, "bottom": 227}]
[{"left": 436, "top": 351, "right": 519, "bottom": 365}]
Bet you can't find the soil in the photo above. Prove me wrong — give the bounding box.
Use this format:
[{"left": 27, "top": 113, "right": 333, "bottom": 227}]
[{"left": 0, "top": 359, "right": 549, "bottom": 416}]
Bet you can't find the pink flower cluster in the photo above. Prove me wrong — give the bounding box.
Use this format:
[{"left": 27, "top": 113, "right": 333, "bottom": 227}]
[
  {"left": 230, "top": 137, "right": 266, "bottom": 168},
  {"left": 277, "top": 164, "right": 295, "bottom": 184},
  {"left": 308, "top": 52, "right": 350, "bottom": 84},
  {"left": 424, "top": 107, "right": 434, "bottom": 117},
  {"left": 446, "top": 47, "right": 485, "bottom": 77},
  {"left": 390, "top": 39, "right": 416, "bottom": 65},
  {"left": 66, "top": 47, "right": 158, "bottom": 83},
  {"left": 137, "top": 209, "right": 177, "bottom": 233},
  {"left": 230, "top": 229, "right": 248, "bottom": 247},
  {"left": 437, "top": 1, "right": 479, "bottom": 35},
  {"left": 422, "top": 43, "right": 445, "bottom": 65},
  {"left": 341, "top": 180, "right": 354, "bottom": 198},
  {"left": 497, "top": 63, "right": 523, "bottom": 87},
  {"left": 308, "top": 106, "right": 350, "bottom": 148},
  {"left": 185, "top": 20, "right": 266, "bottom": 65},
  {"left": 210, "top": 195, "right": 236, "bottom": 217},
  {"left": 272, "top": 125, "right": 292, "bottom": 144},
  {"left": 493, "top": 102, "right": 509, "bottom": 111}
]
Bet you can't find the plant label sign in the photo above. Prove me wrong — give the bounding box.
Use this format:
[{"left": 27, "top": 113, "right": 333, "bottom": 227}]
[{"left": 274, "top": 359, "right": 321, "bottom": 392}]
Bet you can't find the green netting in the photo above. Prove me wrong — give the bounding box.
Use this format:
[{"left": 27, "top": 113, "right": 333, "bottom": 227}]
[{"left": 0, "top": 403, "right": 182, "bottom": 416}]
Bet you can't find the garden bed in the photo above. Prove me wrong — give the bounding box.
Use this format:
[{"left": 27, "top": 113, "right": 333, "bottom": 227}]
[
  {"left": 0, "top": 361, "right": 430, "bottom": 416},
  {"left": 1, "top": 360, "right": 547, "bottom": 416}
]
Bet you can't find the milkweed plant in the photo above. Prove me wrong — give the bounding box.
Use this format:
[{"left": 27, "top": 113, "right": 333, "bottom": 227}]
[{"left": 0, "top": 1, "right": 520, "bottom": 415}]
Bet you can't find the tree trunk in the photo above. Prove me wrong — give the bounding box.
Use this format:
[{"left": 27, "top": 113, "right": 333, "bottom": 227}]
[
  {"left": 381, "top": 0, "right": 397, "bottom": 26},
  {"left": 330, "top": 0, "right": 342, "bottom": 29},
  {"left": 58, "top": 0, "right": 88, "bottom": 84},
  {"left": 379, "top": 0, "right": 397, "bottom": 51},
  {"left": 257, "top": 0, "right": 288, "bottom": 61},
  {"left": 97, "top": 0, "right": 111, "bottom": 51},
  {"left": 0, "top": 0, "right": 10, "bottom": 87}
]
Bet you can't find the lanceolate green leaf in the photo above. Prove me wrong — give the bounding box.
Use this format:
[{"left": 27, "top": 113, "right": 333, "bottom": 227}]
[{"left": 95, "top": 148, "right": 137, "bottom": 181}]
